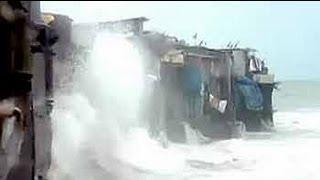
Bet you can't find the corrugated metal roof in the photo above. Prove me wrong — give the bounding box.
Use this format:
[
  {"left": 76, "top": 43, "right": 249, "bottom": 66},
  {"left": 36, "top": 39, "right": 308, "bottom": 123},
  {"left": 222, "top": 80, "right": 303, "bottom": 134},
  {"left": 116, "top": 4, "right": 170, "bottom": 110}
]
[
  {"left": 98, "top": 16, "right": 148, "bottom": 25},
  {"left": 175, "top": 45, "right": 225, "bottom": 59}
]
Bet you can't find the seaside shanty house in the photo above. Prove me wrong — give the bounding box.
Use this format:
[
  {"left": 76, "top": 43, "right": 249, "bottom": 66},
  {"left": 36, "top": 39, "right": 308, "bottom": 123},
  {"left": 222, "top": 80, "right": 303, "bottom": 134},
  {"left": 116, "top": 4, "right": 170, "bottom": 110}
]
[
  {"left": 71, "top": 16, "right": 275, "bottom": 143},
  {"left": 220, "top": 48, "right": 276, "bottom": 131}
]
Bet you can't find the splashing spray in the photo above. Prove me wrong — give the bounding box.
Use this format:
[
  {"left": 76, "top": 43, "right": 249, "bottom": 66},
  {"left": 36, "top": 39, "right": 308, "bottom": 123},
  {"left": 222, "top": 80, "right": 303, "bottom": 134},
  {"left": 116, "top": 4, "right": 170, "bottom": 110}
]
[{"left": 48, "top": 30, "right": 185, "bottom": 180}]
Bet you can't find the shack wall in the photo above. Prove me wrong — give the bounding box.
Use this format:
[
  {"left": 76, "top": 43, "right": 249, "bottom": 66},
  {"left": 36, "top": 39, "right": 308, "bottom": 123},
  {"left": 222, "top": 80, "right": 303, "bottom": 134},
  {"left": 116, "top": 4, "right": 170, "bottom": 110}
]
[{"left": 231, "top": 50, "right": 247, "bottom": 77}]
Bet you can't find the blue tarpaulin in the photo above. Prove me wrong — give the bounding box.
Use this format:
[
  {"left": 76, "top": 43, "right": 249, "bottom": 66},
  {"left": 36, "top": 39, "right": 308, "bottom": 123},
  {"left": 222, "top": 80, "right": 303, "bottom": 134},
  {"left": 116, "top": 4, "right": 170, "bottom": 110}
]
[{"left": 235, "top": 77, "right": 263, "bottom": 111}]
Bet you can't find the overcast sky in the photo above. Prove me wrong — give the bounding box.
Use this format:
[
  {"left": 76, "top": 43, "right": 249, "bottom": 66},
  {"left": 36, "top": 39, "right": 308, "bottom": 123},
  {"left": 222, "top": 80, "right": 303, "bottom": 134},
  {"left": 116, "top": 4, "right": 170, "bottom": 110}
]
[{"left": 41, "top": 1, "right": 320, "bottom": 81}]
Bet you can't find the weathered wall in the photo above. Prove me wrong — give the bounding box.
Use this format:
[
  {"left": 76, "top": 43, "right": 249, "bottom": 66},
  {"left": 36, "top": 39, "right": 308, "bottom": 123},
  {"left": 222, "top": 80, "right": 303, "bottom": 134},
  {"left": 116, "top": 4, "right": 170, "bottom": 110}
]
[
  {"left": 0, "top": 1, "right": 36, "bottom": 180},
  {"left": 231, "top": 50, "right": 247, "bottom": 78},
  {"left": 32, "top": 12, "right": 73, "bottom": 179}
]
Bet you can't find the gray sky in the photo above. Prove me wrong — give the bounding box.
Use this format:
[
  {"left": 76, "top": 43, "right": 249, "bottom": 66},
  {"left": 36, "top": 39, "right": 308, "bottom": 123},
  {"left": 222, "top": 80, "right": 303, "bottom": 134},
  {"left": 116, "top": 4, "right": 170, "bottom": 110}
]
[{"left": 41, "top": 1, "right": 320, "bottom": 81}]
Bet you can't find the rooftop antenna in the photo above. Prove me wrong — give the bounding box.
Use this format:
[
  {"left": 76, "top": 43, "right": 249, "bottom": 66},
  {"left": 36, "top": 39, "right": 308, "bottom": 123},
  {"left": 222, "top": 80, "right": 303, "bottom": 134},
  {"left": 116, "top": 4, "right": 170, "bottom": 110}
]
[
  {"left": 230, "top": 42, "right": 235, "bottom": 49},
  {"left": 192, "top": 33, "right": 198, "bottom": 46},
  {"left": 227, "top": 41, "right": 231, "bottom": 48},
  {"left": 199, "top": 40, "right": 204, "bottom": 46},
  {"left": 234, "top": 41, "right": 240, "bottom": 48}
]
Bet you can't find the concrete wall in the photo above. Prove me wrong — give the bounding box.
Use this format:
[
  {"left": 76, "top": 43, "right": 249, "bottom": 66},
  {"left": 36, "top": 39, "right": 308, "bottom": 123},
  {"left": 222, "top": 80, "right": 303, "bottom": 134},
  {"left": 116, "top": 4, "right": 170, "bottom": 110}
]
[{"left": 32, "top": 53, "right": 52, "bottom": 179}]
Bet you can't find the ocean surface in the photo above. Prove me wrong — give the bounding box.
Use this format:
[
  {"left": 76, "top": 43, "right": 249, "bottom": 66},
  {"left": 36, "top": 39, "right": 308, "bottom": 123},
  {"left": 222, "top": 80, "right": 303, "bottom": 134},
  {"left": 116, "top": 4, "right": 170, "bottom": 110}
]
[{"left": 49, "top": 78, "right": 320, "bottom": 180}]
